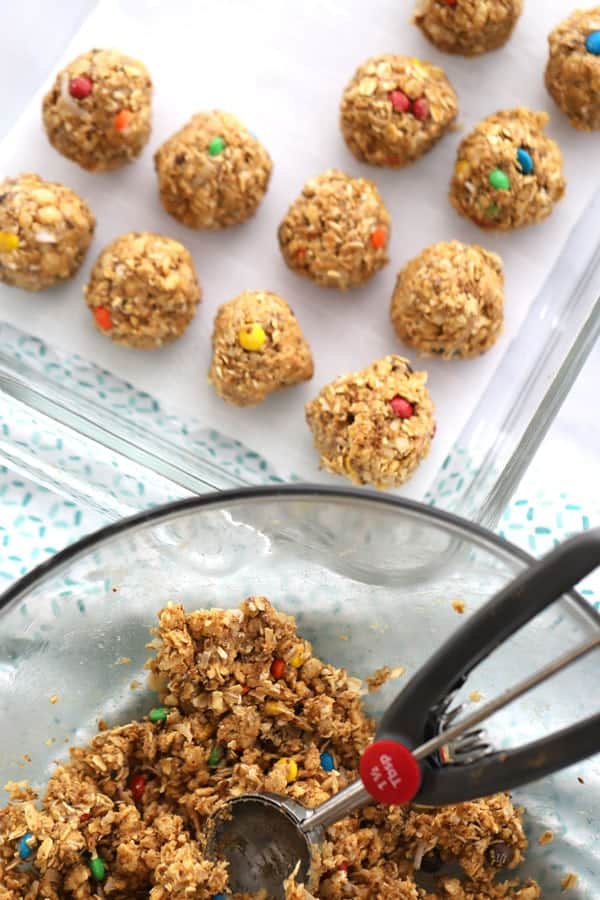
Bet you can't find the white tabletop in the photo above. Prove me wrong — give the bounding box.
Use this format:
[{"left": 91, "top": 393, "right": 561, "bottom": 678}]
[{"left": 0, "top": 2, "right": 598, "bottom": 524}]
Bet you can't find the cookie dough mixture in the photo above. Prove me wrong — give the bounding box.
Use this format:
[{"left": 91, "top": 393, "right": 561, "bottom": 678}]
[
  {"left": 414, "top": 0, "right": 523, "bottom": 56},
  {"left": 209, "top": 290, "right": 314, "bottom": 406},
  {"left": 42, "top": 49, "right": 152, "bottom": 172},
  {"left": 278, "top": 170, "right": 391, "bottom": 289},
  {"left": 545, "top": 7, "right": 600, "bottom": 131},
  {"left": 0, "top": 173, "right": 95, "bottom": 291},
  {"left": 154, "top": 111, "right": 273, "bottom": 229},
  {"left": 390, "top": 241, "right": 504, "bottom": 359},
  {"left": 305, "top": 355, "right": 435, "bottom": 489},
  {"left": 0, "top": 598, "right": 541, "bottom": 899},
  {"left": 340, "top": 54, "right": 458, "bottom": 168},
  {"left": 85, "top": 232, "right": 201, "bottom": 349},
  {"left": 450, "top": 107, "right": 566, "bottom": 230}
]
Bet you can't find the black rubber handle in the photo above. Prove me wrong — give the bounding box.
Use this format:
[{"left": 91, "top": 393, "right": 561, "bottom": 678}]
[
  {"left": 376, "top": 529, "right": 600, "bottom": 799},
  {"left": 415, "top": 711, "right": 600, "bottom": 805}
]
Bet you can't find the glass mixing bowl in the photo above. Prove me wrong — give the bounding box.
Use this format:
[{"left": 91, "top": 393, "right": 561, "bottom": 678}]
[{"left": 0, "top": 486, "right": 598, "bottom": 897}]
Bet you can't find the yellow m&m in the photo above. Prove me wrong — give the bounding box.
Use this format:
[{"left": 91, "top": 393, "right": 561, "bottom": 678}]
[
  {"left": 0, "top": 232, "right": 19, "bottom": 252},
  {"left": 239, "top": 323, "right": 266, "bottom": 351},
  {"left": 276, "top": 757, "right": 298, "bottom": 783},
  {"left": 290, "top": 649, "right": 305, "bottom": 668}
]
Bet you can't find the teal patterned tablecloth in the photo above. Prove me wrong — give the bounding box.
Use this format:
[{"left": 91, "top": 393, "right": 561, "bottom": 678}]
[{"left": 1, "top": 454, "right": 599, "bottom": 603}]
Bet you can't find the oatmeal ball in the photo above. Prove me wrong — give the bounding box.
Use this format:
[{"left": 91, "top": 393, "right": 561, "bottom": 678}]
[
  {"left": 546, "top": 7, "right": 600, "bottom": 131},
  {"left": 209, "top": 290, "right": 314, "bottom": 406},
  {"left": 450, "top": 108, "right": 566, "bottom": 230},
  {"left": 305, "top": 355, "right": 435, "bottom": 489},
  {"left": 42, "top": 49, "right": 152, "bottom": 172},
  {"left": 0, "top": 173, "right": 95, "bottom": 291},
  {"left": 278, "top": 170, "right": 391, "bottom": 289},
  {"left": 154, "top": 110, "right": 272, "bottom": 229},
  {"left": 85, "top": 232, "right": 201, "bottom": 349},
  {"left": 414, "top": 0, "right": 523, "bottom": 56},
  {"left": 391, "top": 241, "right": 504, "bottom": 359},
  {"left": 340, "top": 54, "right": 458, "bottom": 168}
]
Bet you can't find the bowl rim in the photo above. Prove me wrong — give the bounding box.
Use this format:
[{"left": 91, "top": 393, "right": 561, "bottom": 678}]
[{"left": 1, "top": 483, "right": 598, "bottom": 625}]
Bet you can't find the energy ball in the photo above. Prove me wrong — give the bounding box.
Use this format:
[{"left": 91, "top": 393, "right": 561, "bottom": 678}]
[
  {"left": 278, "top": 169, "right": 391, "bottom": 289},
  {"left": 450, "top": 108, "right": 566, "bottom": 230},
  {"left": 209, "top": 290, "right": 314, "bottom": 406},
  {"left": 85, "top": 232, "right": 201, "bottom": 349},
  {"left": 154, "top": 111, "right": 272, "bottom": 229},
  {"left": 42, "top": 49, "right": 152, "bottom": 172},
  {"left": 305, "top": 355, "right": 435, "bottom": 489},
  {"left": 0, "top": 172, "right": 95, "bottom": 291},
  {"left": 546, "top": 7, "right": 600, "bottom": 131},
  {"left": 414, "top": 0, "right": 523, "bottom": 56},
  {"left": 390, "top": 241, "right": 504, "bottom": 359},
  {"left": 340, "top": 54, "right": 458, "bottom": 168}
]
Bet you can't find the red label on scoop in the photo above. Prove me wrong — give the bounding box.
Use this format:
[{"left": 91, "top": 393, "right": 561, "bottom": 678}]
[{"left": 359, "top": 740, "right": 421, "bottom": 805}]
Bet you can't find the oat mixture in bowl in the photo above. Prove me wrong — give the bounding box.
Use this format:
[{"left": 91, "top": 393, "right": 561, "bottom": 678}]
[
  {"left": 0, "top": 489, "right": 597, "bottom": 899},
  {"left": 0, "top": 598, "right": 541, "bottom": 899}
]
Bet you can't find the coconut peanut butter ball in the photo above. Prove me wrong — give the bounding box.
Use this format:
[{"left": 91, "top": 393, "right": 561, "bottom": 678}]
[
  {"left": 450, "top": 108, "right": 566, "bottom": 230},
  {"left": 305, "top": 355, "right": 435, "bottom": 489},
  {"left": 414, "top": 0, "right": 523, "bottom": 56},
  {"left": 85, "top": 232, "right": 201, "bottom": 349},
  {"left": 391, "top": 241, "right": 504, "bottom": 359},
  {"left": 42, "top": 49, "right": 152, "bottom": 172},
  {"left": 340, "top": 54, "right": 458, "bottom": 168},
  {"left": 546, "top": 7, "right": 600, "bottom": 130},
  {"left": 209, "top": 290, "right": 314, "bottom": 406},
  {"left": 0, "top": 173, "right": 95, "bottom": 291},
  {"left": 278, "top": 170, "right": 391, "bottom": 289},
  {"left": 154, "top": 111, "right": 272, "bottom": 229}
]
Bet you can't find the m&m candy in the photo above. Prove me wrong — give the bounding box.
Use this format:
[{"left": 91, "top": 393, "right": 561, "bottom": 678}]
[
  {"left": 516, "top": 148, "right": 534, "bottom": 175},
  {"left": 18, "top": 832, "right": 34, "bottom": 860},
  {"left": 320, "top": 751, "right": 335, "bottom": 772}
]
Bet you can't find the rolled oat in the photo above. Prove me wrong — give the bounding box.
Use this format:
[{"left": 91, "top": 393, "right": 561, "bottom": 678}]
[
  {"left": 42, "top": 49, "right": 152, "bottom": 172},
  {"left": 209, "top": 290, "right": 314, "bottom": 406},
  {"left": 449, "top": 108, "right": 566, "bottom": 230},
  {"left": 278, "top": 170, "right": 390, "bottom": 289},
  {"left": 154, "top": 111, "right": 272, "bottom": 229},
  {"left": 414, "top": 0, "right": 523, "bottom": 56},
  {"left": 545, "top": 7, "right": 600, "bottom": 131},
  {"left": 84, "top": 232, "right": 201, "bottom": 350},
  {"left": 340, "top": 54, "right": 458, "bottom": 168},
  {"left": 390, "top": 241, "right": 504, "bottom": 359},
  {"left": 305, "top": 355, "right": 435, "bottom": 489},
  {"left": 0, "top": 173, "right": 95, "bottom": 291}
]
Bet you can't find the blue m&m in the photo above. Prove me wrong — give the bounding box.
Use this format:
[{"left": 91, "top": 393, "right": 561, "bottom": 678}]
[
  {"left": 320, "top": 751, "right": 335, "bottom": 772},
  {"left": 18, "top": 832, "right": 34, "bottom": 860},
  {"left": 585, "top": 31, "right": 600, "bottom": 55},
  {"left": 516, "top": 148, "right": 534, "bottom": 175}
]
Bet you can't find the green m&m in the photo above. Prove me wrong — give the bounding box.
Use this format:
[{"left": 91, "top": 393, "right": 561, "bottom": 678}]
[{"left": 489, "top": 168, "right": 510, "bottom": 190}]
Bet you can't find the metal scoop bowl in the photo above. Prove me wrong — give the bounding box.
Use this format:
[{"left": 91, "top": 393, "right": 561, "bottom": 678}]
[
  {"left": 207, "top": 531, "right": 600, "bottom": 898},
  {"left": 207, "top": 783, "right": 370, "bottom": 898}
]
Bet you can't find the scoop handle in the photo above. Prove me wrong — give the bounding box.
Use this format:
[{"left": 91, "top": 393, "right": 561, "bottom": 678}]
[
  {"left": 377, "top": 528, "right": 600, "bottom": 751},
  {"left": 303, "top": 531, "right": 600, "bottom": 825}
]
